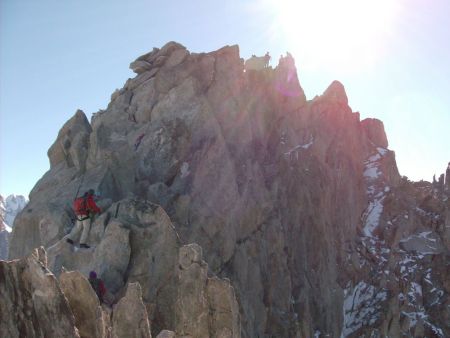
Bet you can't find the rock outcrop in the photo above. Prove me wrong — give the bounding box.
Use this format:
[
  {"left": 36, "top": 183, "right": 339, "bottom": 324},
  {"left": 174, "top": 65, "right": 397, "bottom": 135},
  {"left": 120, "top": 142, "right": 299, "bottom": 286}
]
[
  {"left": 59, "top": 270, "right": 110, "bottom": 338},
  {"left": 1, "top": 244, "right": 239, "bottom": 338},
  {"left": 6, "top": 42, "right": 449, "bottom": 337},
  {"left": 175, "top": 244, "right": 240, "bottom": 338},
  {"left": 0, "top": 248, "right": 80, "bottom": 338},
  {"left": 47, "top": 109, "right": 92, "bottom": 172},
  {"left": 361, "top": 117, "right": 389, "bottom": 149},
  {"left": 340, "top": 163, "right": 450, "bottom": 337},
  {"left": 5, "top": 195, "right": 239, "bottom": 337},
  {"left": 112, "top": 282, "right": 151, "bottom": 338}
]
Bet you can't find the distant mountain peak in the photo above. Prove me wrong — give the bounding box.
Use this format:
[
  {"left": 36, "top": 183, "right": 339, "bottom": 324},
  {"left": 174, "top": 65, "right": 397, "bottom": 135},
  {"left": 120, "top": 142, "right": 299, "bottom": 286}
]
[{"left": 0, "top": 194, "right": 28, "bottom": 230}]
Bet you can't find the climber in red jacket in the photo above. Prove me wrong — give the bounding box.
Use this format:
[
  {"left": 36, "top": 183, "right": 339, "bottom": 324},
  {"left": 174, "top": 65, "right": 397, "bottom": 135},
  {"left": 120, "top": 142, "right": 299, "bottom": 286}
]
[
  {"left": 66, "top": 189, "right": 101, "bottom": 249},
  {"left": 88, "top": 270, "right": 107, "bottom": 303}
]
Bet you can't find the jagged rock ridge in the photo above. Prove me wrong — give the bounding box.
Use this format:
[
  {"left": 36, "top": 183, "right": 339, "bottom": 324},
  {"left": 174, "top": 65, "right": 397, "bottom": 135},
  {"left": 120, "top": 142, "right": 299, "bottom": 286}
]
[
  {"left": 1, "top": 244, "right": 237, "bottom": 337},
  {"left": 6, "top": 42, "right": 450, "bottom": 337}
]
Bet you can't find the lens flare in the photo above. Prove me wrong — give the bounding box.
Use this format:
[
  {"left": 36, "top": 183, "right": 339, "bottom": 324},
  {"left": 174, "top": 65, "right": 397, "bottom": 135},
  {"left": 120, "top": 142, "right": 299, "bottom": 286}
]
[{"left": 265, "top": 0, "right": 400, "bottom": 72}]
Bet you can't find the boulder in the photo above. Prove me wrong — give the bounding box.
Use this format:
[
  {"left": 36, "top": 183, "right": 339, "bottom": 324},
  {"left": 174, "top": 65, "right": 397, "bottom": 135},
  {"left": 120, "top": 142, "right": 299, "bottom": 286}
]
[
  {"left": 155, "top": 41, "right": 186, "bottom": 59},
  {"left": 175, "top": 244, "right": 241, "bottom": 338},
  {"left": 112, "top": 282, "right": 151, "bottom": 338},
  {"left": 93, "top": 220, "right": 131, "bottom": 293},
  {"left": 135, "top": 47, "right": 160, "bottom": 62},
  {"left": 47, "top": 109, "right": 92, "bottom": 171},
  {"left": 206, "top": 277, "right": 241, "bottom": 338},
  {"left": 113, "top": 199, "right": 180, "bottom": 328},
  {"left": 59, "top": 270, "right": 108, "bottom": 338},
  {"left": 131, "top": 42, "right": 186, "bottom": 77},
  {"left": 175, "top": 244, "right": 210, "bottom": 338},
  {"left": 155, "top": 330, "right": 176, "bottom": 338},
  {"left": 178, "top": 243, "right": 204, "bottom": 269},
  {"left": 399, "top": 231, "right": 445, "bottom": 254},
  {"left": 130, "top": 60, "right": 153, "bottom": 74},
  {"left": 164, "top": 48, "right": 189, "bottom": 69}
]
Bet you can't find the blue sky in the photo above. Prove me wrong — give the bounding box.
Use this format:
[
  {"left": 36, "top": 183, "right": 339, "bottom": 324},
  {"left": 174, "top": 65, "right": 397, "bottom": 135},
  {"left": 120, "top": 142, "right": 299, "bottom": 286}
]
[{"left": 1, "top": 0, "right": 449, "bottom": 197}]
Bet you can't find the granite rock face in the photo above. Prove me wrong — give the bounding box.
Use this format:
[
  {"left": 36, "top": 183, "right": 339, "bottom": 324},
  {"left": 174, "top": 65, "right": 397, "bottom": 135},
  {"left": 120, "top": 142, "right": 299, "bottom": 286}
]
[
  {"left": 4, "top": 197, "right": 239, "bottom": 337},
  {"left": 112, "top": 282, "right": 152, "bottom": 338},
  {"left": 0, "top": 248, "right": 80, "bottom": 338},
  {"left": 47, "top": 109, "right": 92, "bottom": 171},
  {"left": 175, "top": 243, "right": 240, "bottom": 338},
  {"left": 59, "top": 270, "right": 109, "bottom": 338},
  {"left": 361, "top": 117, "right": 389, "bottom": 149},
  {"left": 7, "top": 42, "right": 450, "bottom": 337},
  {"left": 1, "top": 244, "right": 238, "bottom": 338}
]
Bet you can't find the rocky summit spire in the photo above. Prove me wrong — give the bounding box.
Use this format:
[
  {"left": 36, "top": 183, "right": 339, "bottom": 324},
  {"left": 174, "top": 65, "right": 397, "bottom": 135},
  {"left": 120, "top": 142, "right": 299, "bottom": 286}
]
[
  {"left": 4, "top": 42, "right": 449, "bottom": 338},
  {"left": 323, "top": 80, "right": 348, "bottom": 105},
  {"left": 361, "top": 118, "right": 389, "bottom": 148}
]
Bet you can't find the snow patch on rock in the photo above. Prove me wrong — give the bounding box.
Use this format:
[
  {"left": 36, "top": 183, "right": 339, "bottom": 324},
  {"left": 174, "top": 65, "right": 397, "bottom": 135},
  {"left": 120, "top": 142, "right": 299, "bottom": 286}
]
[
  {"left": 341, "top": 281, "right": 387, "bottom": 337},
  {"left": 362, "top": 147, "right": 388, "bottom": 237}
]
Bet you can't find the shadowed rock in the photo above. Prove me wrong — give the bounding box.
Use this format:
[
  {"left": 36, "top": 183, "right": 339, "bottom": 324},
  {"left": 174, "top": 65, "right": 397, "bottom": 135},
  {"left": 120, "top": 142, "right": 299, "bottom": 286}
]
[
  {"left": 112, "top": 282, "right": 151, "bottom": 338},
  {"left": 59, "top": 270, "right": 109, "bottom": 338}
]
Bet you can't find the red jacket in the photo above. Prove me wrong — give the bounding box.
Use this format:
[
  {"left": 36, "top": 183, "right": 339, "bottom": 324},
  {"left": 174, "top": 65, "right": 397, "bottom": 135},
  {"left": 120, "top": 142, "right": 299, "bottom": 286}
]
[
  {"left": 89, "top": 277, "right": 106, "bottom": 300},
  {"left": 74, "top": 195, "right": 101, "bottom": 216},
  {"left": 86, "top": 195, "right": 101, "bottom": 214},
  {"left": 98, "top": 280, "right": 106, "bottom": 298}
]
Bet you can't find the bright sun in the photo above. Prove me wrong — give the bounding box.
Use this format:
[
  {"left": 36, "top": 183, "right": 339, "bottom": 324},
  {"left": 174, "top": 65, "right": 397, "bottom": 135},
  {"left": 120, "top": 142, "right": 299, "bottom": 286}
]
[{"left": 265, "top": 0, "right": 399, "bottom": 72}]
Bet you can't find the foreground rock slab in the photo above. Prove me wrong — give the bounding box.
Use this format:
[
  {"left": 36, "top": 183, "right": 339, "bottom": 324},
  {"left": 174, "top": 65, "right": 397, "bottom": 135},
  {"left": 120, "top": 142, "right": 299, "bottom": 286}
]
[
  {"left": 0, "top": 248, "right": 80, "bottom": 338},
  {"left": 60, "top": 270, "right": 110, "bottom": 338},
  {"left": 112, "top": 282, "right": 152, "bottom": 338},
  {"left": 176, "top": 243, "right": 240, "bottom": 338}
]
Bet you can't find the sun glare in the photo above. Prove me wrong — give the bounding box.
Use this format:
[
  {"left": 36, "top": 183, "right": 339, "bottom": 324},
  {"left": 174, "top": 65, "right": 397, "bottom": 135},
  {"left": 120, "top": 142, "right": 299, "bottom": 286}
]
[{"left": 266, "top": 0, "right": 399, "bottom": 72}]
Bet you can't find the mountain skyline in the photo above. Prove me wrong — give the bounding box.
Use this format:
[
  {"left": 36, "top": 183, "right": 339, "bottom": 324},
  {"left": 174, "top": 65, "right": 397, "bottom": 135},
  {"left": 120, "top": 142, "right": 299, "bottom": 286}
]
[
  {"left": 1, "top": 0, "right": 449, "bottom": 197},
  {"left": 5, "top": 41, "right": 449, "bottom": 336}
]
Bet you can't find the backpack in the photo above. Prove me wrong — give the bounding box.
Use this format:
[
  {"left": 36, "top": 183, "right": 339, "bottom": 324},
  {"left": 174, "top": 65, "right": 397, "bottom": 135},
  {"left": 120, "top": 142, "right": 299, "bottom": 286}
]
[{"left": 73, "top": 196, "right": 87, "bottom": 215}]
